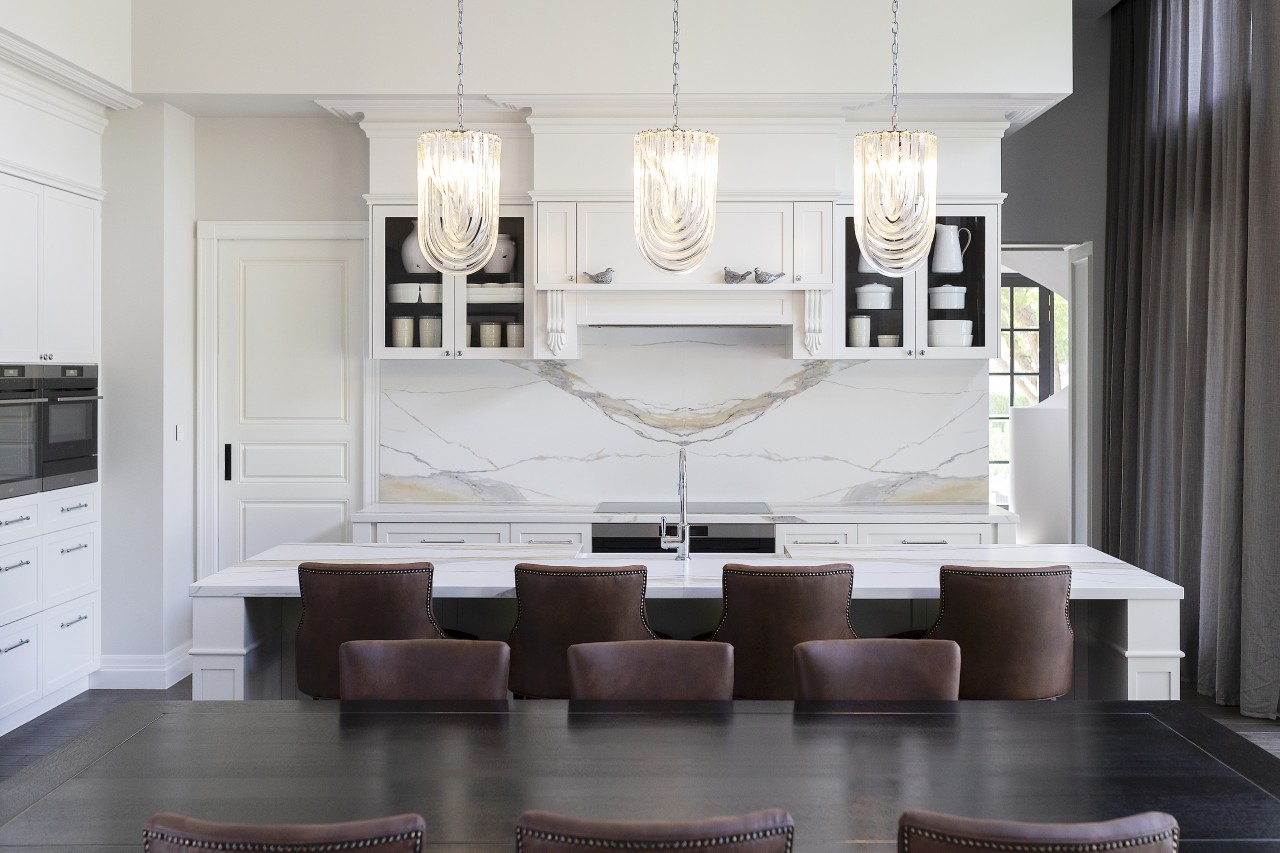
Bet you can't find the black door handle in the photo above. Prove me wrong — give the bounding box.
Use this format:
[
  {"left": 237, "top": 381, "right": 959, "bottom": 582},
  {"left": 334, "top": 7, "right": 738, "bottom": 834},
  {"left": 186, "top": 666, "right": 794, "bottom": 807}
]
[{"left": 224, "top": 444, "right": 231, "bottom": 481}]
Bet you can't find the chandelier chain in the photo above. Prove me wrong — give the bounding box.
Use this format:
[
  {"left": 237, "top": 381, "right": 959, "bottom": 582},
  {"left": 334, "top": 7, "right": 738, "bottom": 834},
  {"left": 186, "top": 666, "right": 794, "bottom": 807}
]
[
  {"left": 890, "top": 0, "right": 901, "bottom": 130},
  {"left": 456, "top": 0, "right": 465, "bottom": 130},
  {"left": 672, "top": 0, "right": 680, "bottom": 129}
]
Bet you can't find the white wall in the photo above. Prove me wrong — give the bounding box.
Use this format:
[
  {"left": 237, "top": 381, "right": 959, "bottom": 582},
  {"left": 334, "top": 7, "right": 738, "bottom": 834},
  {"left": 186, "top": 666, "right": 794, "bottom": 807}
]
[
  {"left": 100, "top": 102, "right": 195, "bottom": 686},
  {"left": 195, "top": 117, "right": 367, "bottom": 220},
  {"left": 0, "top": 0, "right": 132, "bottom": 89},
  {"left": 131, "top": 0, "right": 1070, "bottom": 98}
]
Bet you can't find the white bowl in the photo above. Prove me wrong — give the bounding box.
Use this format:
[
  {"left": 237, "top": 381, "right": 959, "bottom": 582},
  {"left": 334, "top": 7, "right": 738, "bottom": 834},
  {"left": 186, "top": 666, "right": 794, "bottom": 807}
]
[
  {"left": 928, "top": 334, "right": 974, "bottom": 348},
  {"left": 387, "top": 282, "right": 420, "bottom": 303},
  {"left": 855, "top": 283, "right": 894, "bottom": 310},
  {"left": 927, "top": 319, "right": 973, "bottom": 335},
  {"left": 419, "top": 282, "right": 444, "bottom": 303},
  {"left": 928, "top": 285, "right": 967, "bottom": 310}
]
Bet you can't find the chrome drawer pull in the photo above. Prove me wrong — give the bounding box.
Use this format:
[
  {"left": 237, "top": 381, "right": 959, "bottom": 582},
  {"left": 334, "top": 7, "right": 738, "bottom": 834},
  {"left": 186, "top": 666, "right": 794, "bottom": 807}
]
[
  {"left": 60, "top": 543, "right": 89, "bottom": 554},
  {"left": 60, "top": 615, "right": 89, "bottom": 629},
  {"left": 802, "top": 539, "right": 842, "bottom": 545},
  {"left": 420, "top": 539, "right": 466, "bottom": 544},
  {"left": 1, "top": 638, "right": 30, "bottom": 654},
  {"left": 528, "top": 539, "right": 575, "bottom": 545},
  {"left": 1, "top": 515, "right": 31, "bottom": 526},
  {"left": 61, "top": 503, "right": 90, "bottom": 513},
  {"left": 901, "top": 539, "right": 949, "bottom": 545},
  {"left": 1, "top": 559, "right": 31, "bottom": 572}
]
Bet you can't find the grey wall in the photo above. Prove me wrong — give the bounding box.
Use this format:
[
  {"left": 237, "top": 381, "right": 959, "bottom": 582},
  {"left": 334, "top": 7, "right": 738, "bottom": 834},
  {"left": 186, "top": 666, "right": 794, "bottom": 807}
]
[{"left": 1002, "top": 14, "right": 1112, "bottom": 544}]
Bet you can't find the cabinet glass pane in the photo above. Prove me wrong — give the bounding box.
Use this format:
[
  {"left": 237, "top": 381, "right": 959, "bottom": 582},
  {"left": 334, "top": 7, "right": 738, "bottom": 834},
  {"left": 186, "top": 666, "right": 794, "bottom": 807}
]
[
  {"left": 924, "top": 215, "right": 986, "bottom": 349},
  {"left": 384, "top": 216, "right": 445, "bottom": 350},
  {"left": 843, "top": 218, "right": 904, "bottom": 348},
  {"left": 463, "top": 216, "right": 527, "bottom": 350}
]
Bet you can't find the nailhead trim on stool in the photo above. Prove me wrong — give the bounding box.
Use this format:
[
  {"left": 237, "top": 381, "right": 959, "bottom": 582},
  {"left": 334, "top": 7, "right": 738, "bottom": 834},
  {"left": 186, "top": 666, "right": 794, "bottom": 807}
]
[
  {"left": 141, "top": 828, "right": 425, "bottom": 852},
  {"left": 899, "top": 826, "right": 1178, "bottom": 852},
  {"left": 515, "top": 825, "right": 795, "bottom": 852}
]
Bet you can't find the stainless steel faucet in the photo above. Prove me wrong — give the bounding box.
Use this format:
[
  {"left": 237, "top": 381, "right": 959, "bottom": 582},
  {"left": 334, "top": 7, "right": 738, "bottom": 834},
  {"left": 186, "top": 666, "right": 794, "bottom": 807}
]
[{"left": 660, "top": 448, "right": 690, "bottom": 561}]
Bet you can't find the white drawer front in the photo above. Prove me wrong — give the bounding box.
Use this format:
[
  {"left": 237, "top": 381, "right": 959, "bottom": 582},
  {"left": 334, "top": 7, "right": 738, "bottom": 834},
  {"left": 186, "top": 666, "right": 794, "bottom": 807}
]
[
  {"left": 379, "top": 523, "right": 509, "bottom": 545},
  {"left": 510, "top": 524, "right": 590, "bottom": 547},
  {"left": 0, "top": 542, "right": 40, "bottom": 627},
  {"left": 41, "top": 594, "right": 97, "bottom": 693},
  {"left": 858, "top": 524, "right": 990, "bottom": 546},
  {"left": 0, "top": 616, "right": 40, "bottom": 717},
  {"left": 0, "top": 497, "right": 39, "bottom": 547},
  {"left": 39, "top": 485, "right": 99, "bottom": 534},
  {"left": 41, "top": 526, "right": 98, "bottom": 607}
]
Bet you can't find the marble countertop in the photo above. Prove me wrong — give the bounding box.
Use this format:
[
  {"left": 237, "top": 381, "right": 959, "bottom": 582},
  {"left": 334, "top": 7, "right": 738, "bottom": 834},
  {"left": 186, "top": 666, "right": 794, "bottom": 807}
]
[
  {"left": 190, "top": 542, "right": 1179, "bottom": 601},
  {"left": 350, "top": 502, "right": 1020, "bottom": 525}
]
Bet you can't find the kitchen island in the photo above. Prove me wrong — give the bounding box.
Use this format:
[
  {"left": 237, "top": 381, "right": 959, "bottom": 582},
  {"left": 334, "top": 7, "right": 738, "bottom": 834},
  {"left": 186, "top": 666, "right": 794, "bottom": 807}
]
[{"left": 189, "top": 542, "right": 1181, "bottom": 702}]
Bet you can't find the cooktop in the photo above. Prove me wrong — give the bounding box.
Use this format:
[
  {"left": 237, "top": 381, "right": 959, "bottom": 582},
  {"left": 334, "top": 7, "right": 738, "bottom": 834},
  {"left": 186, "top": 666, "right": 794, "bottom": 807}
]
[{"left": 595, "top": 502, "right": 772, "bottom": 514}]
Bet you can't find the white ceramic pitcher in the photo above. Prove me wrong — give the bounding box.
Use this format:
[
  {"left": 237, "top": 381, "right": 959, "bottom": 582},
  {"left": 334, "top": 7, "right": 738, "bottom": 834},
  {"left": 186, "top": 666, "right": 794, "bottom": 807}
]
[{"left": 931, "top": 224, "right": 972, "bottom": 273}]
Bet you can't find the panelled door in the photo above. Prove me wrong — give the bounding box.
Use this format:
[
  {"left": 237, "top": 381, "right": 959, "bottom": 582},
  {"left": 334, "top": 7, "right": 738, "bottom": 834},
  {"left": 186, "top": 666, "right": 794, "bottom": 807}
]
[{"left": 216, "top": 237, "right": 364, "bottom": 571}]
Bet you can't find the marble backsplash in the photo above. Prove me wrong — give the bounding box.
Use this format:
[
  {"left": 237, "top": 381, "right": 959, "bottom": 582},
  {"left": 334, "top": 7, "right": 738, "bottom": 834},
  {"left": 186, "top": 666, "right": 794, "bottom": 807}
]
[{"left": 379, "top": 328, "right": 989, "bottom": 505}]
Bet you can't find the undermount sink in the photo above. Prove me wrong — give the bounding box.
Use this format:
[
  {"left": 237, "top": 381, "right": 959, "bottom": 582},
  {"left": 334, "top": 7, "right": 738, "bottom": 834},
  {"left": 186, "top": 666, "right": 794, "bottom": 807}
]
[{"left": 594, "top": 502, "right": 772, "bottom": 514}]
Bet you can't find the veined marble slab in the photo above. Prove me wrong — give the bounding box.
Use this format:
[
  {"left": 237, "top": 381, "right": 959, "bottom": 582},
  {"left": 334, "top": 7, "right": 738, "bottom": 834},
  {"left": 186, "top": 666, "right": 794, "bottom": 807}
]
[{"left": 191, "top": 543, "right": 1181, "bottom": 601}]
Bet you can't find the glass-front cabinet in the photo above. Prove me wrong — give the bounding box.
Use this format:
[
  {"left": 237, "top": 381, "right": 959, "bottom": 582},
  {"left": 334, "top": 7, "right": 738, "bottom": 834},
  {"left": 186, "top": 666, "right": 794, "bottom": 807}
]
[
  {"left": 372, "top": 204, "right": 534, "bottom": 359},
  {"left": 833, "top": 202, "right": 999, "bottom": 359}
]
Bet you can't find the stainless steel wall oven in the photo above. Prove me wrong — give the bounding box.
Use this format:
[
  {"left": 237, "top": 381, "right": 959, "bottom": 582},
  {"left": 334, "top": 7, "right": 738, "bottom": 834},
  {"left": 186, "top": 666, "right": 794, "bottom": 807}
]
[
  {"left": 38, "top": 364, "right": 98, "bottom": 491},
  {"left": 0, "top": 364, "right": 43, "bottom": 500}
]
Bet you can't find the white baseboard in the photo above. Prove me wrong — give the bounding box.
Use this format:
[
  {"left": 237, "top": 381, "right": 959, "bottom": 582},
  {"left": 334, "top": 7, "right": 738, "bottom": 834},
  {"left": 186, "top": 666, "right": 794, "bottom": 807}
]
[{"left": 91, "top": 641, "right": 192, "bottom": 689}]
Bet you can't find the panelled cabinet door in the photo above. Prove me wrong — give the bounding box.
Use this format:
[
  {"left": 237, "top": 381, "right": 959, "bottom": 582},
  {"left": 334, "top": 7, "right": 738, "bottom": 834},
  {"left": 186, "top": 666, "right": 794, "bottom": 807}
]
[
  {"left": 914, "top": 203, "right": 1000, "bottom": 360},
  {"left": 0, "top": 541, "right": 40, "bottom": 627},
  {"left": 536, "top": 202, "right": 577, "bottom": 286},
  {"left": 377, "top": 523, "right": 510, "bottom": 544},
  {"left": 0, "top": 616, "right": 40, "bottom": 717},
  {"left": 0, "top": 173, "right": 41, "bottom": 363},
  {"left": 577, "top": 202, "right": 793, "bottom": 287},
  {"left": 40, "top": 594, "right": 97, "bottom": 693},
  {"left": 792, "top": 202, "right": 833, "bottom": 286},
  {"left": 41, "top": 526, "right": 97, "bottom": 608},
  {"left": 39, "top": 188, "right": 98, "bottom": 364}
]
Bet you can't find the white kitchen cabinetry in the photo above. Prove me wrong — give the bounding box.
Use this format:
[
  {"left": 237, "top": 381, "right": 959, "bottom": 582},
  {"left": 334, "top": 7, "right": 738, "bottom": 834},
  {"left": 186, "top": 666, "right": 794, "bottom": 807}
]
[
  {"left": 857, "top": 523, "right": 993, "bottom": 545},
  {"left": 372, "top": 204, "right": 535, "bottom": 359},
  {"left": 509, "top": 523, "right": 592, "bottom": 547},
  {"left": 0, "top": 172, "right": 99, "bottom": 364},
  {"left": 833, "top": 201, "right": 1000, "bottom": 360},
  {"left": 775, "top": 524, "right": 856, "bottom": 550},
  {"left": 534, "top": 200, "right": 834, "bottom": 360},
  {"left": 0, "top": 483, "right": 100, "bottom": 736},
  {"left": 377, "top": 523, "right": 510, "bottom": 544}
]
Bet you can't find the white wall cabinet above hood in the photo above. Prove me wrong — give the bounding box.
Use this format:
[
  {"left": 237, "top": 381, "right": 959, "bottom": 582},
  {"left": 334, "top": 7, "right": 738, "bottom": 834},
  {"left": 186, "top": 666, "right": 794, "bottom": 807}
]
[{"left": 531, "top": 200, "right": 833, "bottom": 359}]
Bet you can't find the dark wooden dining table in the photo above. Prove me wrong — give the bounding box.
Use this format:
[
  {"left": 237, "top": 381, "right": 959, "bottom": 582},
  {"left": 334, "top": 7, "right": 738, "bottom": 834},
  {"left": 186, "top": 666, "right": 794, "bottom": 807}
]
[{"left": 1, "top": 700, "right": 1278, "bottom": 851}]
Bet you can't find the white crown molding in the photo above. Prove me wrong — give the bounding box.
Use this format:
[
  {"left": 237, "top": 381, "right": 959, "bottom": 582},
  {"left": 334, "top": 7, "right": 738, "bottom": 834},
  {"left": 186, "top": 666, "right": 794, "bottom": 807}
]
[
  {"left": 525, "top": 116, "right": 847, "bottom": 136},
  {"left": 491, "top": 93, "right": 880, "bottom": 118},
  {"left": 364, "top": 193, "right": 532, "bottom": 207},
  {"left": 358, "top": 121, "right": 534, "bottom": 140},
  {"left": 0, "top": 29, "right": 139, "bottom": 111},
  {"left": 527, "top": 190, "right": 839, "bottom": 204},
  {"left": 836, "top": 120, "right": 1012, "bottom": 140},
  {"left": 317, "top": 96, "right": 528, "bottom": 125},
  {"left": 195, "top": 221, "right": 366, "bottom": 240},
  {"left": 0, "top": 157, "right": 104, "bottom": 199},
  {"left": 0, "top": 59, "right": 108, "bottom": 134},
  {"left": 845, "top": 93, "right": 1065, "bottom": 133}
]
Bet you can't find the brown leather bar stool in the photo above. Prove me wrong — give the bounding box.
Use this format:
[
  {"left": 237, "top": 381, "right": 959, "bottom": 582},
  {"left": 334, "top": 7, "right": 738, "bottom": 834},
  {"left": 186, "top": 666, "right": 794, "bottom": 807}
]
[
  {"left": 143, "top": 812, "right": 426, "bottom": 852},
  {"left": 710, "top": 563, "right": 855, "bottom": 700},
  {"left": 508, "top": 563, "right": 655, "bottom": 699},
  {"left": 924, "top": 564, "right": 1073, "bottom": 700},
  {"left": 792, "top": 638, "right": 961, "bottom": 700},
  {"left": 296, "top": 561, "right": 446, "bottom": 699},
  {"left": 339, "top": 639, "right": 510, "bottom": 700},
  {"left": 568, "top": 639, "right": 734, "bottom": 700},
  {"left": 897, "top": 809, "right": 1178, "bottom": 852},
  {"left": 516, "top": 809, "right": 794, "bottom": 853}
]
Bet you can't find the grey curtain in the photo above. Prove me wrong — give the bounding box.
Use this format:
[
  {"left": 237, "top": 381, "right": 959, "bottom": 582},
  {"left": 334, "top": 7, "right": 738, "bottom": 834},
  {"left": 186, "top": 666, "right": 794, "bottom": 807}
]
[{"left": 1103, "top": 0, "right": 1280, "bottom": 717}]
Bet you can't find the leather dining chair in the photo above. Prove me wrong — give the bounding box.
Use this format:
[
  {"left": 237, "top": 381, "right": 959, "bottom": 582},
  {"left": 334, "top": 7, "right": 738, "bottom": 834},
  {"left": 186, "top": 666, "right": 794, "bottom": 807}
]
[
  {"left": 296, "top": 561, "right": 446, "bottom": 700},
  {"left": 710, "top": 563, "right": 856, "bottom": 700},
  {"left": 516, "top": 808, "right": 794, "bottom": 853},
  {"left": 508, "top": 563, "right": 655, "bottom": 699},
  {"left": 568, "top": 639, "right": 734, "bottom": 700},
  {"left": 339, "top": 639, "right": 510, "bottom": 700},
  {"left": 792, "top": 638, "right": 961, "bottom": 701},
  {"left": 143, "top": 812, "right": 426, "bottom": 852},
  {"left": 897, "top": 809, "right": 1179, "bottom": 852},
  {"left": 923, "top": 564, "right": 1073, "bottom": 700}
]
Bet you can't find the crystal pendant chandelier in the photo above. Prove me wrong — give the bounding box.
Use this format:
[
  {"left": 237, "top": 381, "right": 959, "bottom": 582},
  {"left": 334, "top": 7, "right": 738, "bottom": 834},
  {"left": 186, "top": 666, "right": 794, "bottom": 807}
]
[
  {"left": 634, "top": 0, "right": 719, "bottom": 274},
  {"left": 853, "top": 0, "right": 937, "bottom": 277},
  {"left": 416, "top": 0, "right": 501, "bottom": 275}
]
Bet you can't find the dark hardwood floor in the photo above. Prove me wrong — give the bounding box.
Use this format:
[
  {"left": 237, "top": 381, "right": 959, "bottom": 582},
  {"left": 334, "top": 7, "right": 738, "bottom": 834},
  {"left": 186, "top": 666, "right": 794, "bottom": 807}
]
[{"left": 0, "top": 678, "right": 1276, "bottom": 784}]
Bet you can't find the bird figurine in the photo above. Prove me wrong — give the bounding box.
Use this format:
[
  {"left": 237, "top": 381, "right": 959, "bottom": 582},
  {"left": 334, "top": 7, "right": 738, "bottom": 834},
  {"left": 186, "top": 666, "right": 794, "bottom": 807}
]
[
  {"left": 583, "top": 268, "right": 614, "bottom": 284},
  {"left": 724, "top": 267, "right": 753, "bottom": 284},
  {"left": 754, "top": 268, "right": 785, "bottom": 284}
]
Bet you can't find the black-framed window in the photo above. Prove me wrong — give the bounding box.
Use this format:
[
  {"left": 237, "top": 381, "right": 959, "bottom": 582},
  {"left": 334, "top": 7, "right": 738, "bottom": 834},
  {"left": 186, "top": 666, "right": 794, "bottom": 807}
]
[{"left": 989, "top": 276, "right": 1069, "bottom": 506}]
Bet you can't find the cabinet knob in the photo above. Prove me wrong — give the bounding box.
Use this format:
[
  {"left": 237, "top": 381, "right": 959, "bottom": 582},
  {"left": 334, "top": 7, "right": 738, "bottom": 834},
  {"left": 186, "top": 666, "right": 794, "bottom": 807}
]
[
  {"left": 567, "top": 274, "right": 575, "bottom": 282},
  {"left": 906, "top": 350, "right": 914, "bottom": 356},
  {"left": 919, "top": 349, "right": 927, "bottom": 357},
  {"left": 795, "top": 275, "right": 803, "bottom": 282}
]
